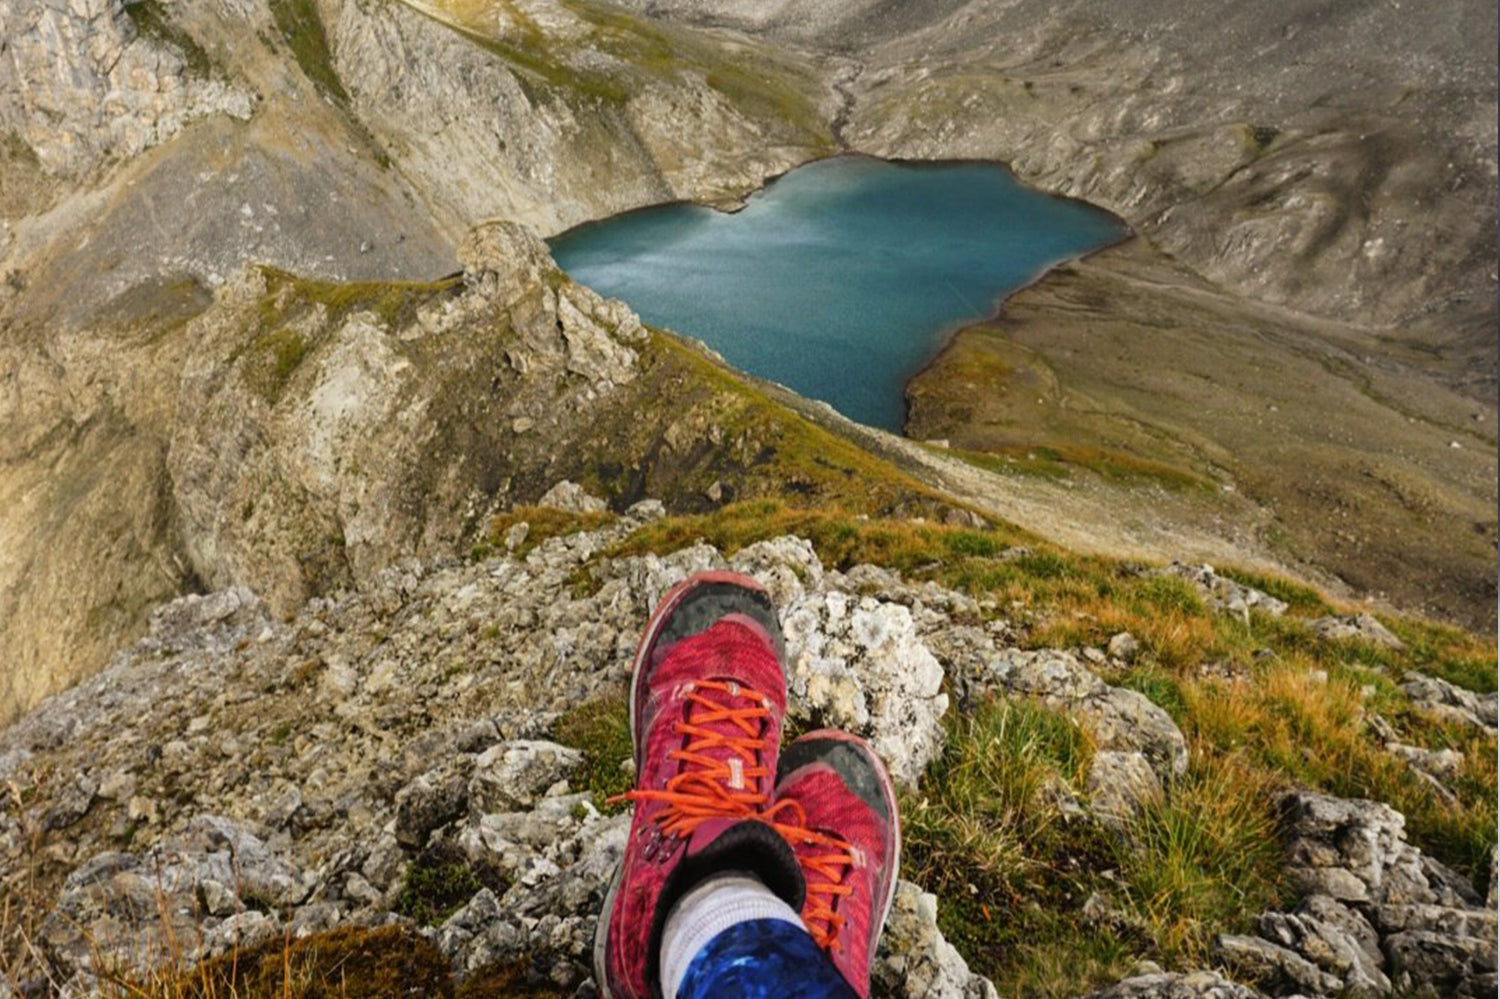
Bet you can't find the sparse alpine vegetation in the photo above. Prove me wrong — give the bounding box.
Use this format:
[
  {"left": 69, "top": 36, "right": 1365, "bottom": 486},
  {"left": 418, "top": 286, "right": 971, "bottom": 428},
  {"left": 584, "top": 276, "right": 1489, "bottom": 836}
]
[{"left": 4, "top": 489, "right": 1488, "bottom": 998}]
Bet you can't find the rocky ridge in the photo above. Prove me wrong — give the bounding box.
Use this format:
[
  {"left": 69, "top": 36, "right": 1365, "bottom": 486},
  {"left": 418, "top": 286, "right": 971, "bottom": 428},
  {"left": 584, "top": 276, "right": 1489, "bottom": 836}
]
[
  {"left": 1, "top": 0, "right": 1495, "bottom": 725},
  {"left": 1, "top": 502, "right": 1491, "bottom": 997}
]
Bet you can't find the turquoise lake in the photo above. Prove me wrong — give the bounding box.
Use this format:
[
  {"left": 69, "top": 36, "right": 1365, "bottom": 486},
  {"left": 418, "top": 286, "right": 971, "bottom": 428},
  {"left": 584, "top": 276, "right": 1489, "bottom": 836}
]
[{"left": 549, "top": 156, "right": 1126, "bottom": 431}]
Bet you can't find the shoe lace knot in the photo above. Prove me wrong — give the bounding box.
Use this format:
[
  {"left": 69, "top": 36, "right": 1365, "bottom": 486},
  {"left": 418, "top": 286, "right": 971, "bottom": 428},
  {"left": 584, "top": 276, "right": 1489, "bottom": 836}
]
[
  {"left": 763, "top": 798, "right": 855, "bottom": 952},
  {"left": 615, "top": 679, "right": 773, "bottom": 838}
]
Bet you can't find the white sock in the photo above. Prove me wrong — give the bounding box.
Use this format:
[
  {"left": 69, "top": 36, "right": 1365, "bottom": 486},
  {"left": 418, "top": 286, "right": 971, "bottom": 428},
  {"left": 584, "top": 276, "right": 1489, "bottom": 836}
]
[{"left": 659, "top": 871, "right": 803, "bottom": 999}]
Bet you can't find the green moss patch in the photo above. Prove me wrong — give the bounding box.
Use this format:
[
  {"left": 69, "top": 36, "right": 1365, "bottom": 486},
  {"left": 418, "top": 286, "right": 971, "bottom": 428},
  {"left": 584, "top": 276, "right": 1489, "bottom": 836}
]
[
  {"left": 257, "top": 268, "right": 462, "bottom": 335},
  {"left": 393, "top": 845, "right": 494, "bottom": 927},
  {"left": 123, "top": 1, "right": 215, "bottom": 77},
  {"left": 247, "top": 328, "right": 310, "bottom": 403},
  {"left": 268, "top": 0, "right": 350, "bottom": 104},
  {"left": 551, "top": 692, "right": 633, "bottom": 811},
  {"left": 483, "top": 505, "right": 618, "bottom": 560},
  {"left": 109, "top": 925, "right": 454, "bottom": 998}
]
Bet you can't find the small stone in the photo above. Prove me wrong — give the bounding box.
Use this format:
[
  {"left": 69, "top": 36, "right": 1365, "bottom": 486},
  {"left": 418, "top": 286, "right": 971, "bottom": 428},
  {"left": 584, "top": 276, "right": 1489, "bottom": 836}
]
[
  {"left": 504, "top": 522, "right": 531, "bottom": 551},
  {"left": 127, "top": 795, "right": 160, "bottom": 825},
  {"left": 1310, "top": 613, "right": 1404, "bottom": 650},
  {"left": 536, "top": 480, "right": 607, "bottom": 514},
  {"left": 469, "top": 740, "right": 584, "bottom": 814},
  {"left": 1106, "top": 632, "right": 1140, "bottom": 661}
]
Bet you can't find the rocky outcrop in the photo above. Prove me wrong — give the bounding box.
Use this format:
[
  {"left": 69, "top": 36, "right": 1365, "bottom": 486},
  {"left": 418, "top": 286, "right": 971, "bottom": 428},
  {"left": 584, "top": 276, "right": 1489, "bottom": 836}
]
[
  {"left": 1401, "top": 675, "right": 1498, "bottom": 734},
  {"left": 0, "top": 513, "right": 992, "bottom": 996},
  {"left": 1079, "top": 970, "right": 1263, "bottom": 999},
  {"left": 1162, "top": 563, "right": 1288, "bottom": 621},
  {"left": 0, "top": 510, "right": 1490, "bottom": 998},
  {"left": 1214, "top": 791, "right": 1497, "bottom": 998},
  {"left": 0, "top": 0, "right": 253, "bottom": 181}
]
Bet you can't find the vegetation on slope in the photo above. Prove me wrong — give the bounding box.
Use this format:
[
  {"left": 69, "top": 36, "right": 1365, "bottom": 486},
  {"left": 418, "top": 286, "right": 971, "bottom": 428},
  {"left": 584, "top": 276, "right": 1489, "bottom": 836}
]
[
  {"left": 559, "top": 501, "right": 1497, "bottom": 997},
  {"left": 400, "top": 0, "right": 832, "bottom": 148},
  {"left": 268, "top": 0, "right": 351, "bottom": 104},
  {"left": 102, "top": 925, "right": 567, "bottom": 999}
]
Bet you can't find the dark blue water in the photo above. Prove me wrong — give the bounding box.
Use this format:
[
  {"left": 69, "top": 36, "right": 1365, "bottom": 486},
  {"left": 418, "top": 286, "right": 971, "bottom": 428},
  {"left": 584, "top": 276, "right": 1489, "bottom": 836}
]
[{"left": 549, "top": 156, "right": 1125, "bottom": 431}]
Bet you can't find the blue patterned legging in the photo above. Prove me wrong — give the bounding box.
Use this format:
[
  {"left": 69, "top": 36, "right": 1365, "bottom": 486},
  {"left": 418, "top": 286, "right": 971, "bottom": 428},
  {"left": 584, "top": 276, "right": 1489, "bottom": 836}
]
[{"left": 675, "top": 918, "right": 860, "bottom": 999}]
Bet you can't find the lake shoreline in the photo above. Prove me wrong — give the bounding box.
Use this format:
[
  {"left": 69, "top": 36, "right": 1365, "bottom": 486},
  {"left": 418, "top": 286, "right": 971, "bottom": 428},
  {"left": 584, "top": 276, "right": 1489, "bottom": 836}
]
[{"left": 550, "top": 154, "right": 1126, "bottom": 432}]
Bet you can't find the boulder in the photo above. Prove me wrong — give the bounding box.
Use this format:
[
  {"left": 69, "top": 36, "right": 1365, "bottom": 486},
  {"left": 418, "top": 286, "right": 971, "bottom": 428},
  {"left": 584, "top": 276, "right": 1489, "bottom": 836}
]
[
  {"left": 988, "top": 649, "right": 1188, "bottom": 778},
  {"left": 537, "top": 480, "right": 609, "bottom": 515},
  {"left": 781, "top": 592, "right": 949, "bottom": 785},
  {"left": 1310, "top": 614, "right": 1404, "bottom": 650},
  {"left": 872, "top": 881, "right": 998, "bottom": 999}
]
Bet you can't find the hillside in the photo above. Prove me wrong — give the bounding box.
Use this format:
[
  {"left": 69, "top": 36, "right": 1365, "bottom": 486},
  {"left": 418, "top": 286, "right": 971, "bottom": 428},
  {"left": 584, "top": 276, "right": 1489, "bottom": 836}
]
[
  {"left": 0, "top": 0, "right": 1495, "bottom": 996},
  {"left": 2, "top": 0, "right": 1495, "bottom": 721},
  {"left": 2, "top": 464, "right": 1495, "bottom": 996}
]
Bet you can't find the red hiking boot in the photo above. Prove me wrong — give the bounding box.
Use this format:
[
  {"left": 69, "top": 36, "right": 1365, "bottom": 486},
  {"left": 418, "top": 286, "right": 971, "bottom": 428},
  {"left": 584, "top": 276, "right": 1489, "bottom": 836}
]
[
  {"left": 594, "top": 572, "right": 804, "bottom": 999},
  {"left": 766, "top": 730, "right": 901, "bottom": 998}
]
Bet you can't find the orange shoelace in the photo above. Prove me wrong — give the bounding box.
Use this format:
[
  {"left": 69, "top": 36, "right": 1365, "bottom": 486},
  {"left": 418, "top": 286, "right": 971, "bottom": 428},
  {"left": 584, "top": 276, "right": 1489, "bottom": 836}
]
[
  {"left": 611, "top": 676, "right": 854, "bottom": 951},
  {"left": 763, "top": 797, "right": 855, "bottom": 951},
  {"left": 612, "top": 680, "right": 774, "bottom": 837}
]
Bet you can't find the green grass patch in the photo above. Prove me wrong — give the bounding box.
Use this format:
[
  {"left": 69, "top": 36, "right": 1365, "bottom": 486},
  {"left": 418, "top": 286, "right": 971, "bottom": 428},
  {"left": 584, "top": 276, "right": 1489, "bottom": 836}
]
[
  {"left": 122, "top": 1, "right": 215, "bottom": 77},
  {"left": 1382, "top": 616, "right": 1498, "bottom": 694},
  {"left": 1185, "top": 663, "right": 1497, "bottom": 883},
  {"left": 247, "top": 328, "right": 309, "bottom": 403},
  {"left": 901, "top": 697, "right": 1127, "bottom": 994},
  {"left": 1112, "top": 668, "right": 1189, "bottom": 725},
  {"left": 256, "top": 268, "right": 463, "bottom": 335},
  {"left": 487, "top": 505, "right": 618, "bottom": 559},
  {"left": 1110, "top": 761, "right": 1289, "bottom": 957},
  {"left": 268, "top": 0, "right": 350, "bottom": 103},
  {"left": 393, "top": 850, "right": 487, "bottom": 927},
  {"left": 551, "top": 692, "right": 633, "bottom": 812},
  {"left": 904, "top": 696, "right": 1289, "bottom": 994},
  {"left": 1215, "top": 567, "right": 1331, "bottom": 616},
  {"left": 946, "top": 442, "right": 1211, "bottom": 493}
]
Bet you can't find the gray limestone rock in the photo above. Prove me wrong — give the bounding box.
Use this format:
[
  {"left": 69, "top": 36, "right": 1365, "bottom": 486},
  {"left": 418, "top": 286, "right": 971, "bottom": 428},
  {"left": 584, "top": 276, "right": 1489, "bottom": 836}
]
[
  {"left": 1309, "top": 614, "right": 1404, "bottom": 650},
  {"left": 1078, "top": 970, "right": 1266, "bottom": 999},
  {"left": 1214, "top": 933, "right": 1343, "bottom": 995},
  {"left": 781, "top": 591, "right": 949, "bottom": 785},
  {"left": 1401, "top": 675, "right": 1498, "bottom": 733},
  {"left": 395, "top": 763, "right": 473, "bottom": 848},
  {"left": 469, "top": 740, "right": 584, "bottom": 814},
  {"left": 1384, "top": 930, "right": 1498, "bottom": 998},
  {"left": 873, "top": 881, "right": 999, "bottom": 999},
  {"left": 1086, "top": 750, "right": 1163, "bottom": 828},
  {"left": 1257, "top": 908, "right": 1390, "bottom": 994},
  {"left": 1106, "top": 631, "right": 1141, "bottom": 662},
  {"left": 536, "top": 480, "right": 611, "bottom": 516},
  {"left": 38, "top": 815, "right": 299, "bottom": 980},
  {"left": 988, "top": 648, "right": 1188, "bottom": 778}
]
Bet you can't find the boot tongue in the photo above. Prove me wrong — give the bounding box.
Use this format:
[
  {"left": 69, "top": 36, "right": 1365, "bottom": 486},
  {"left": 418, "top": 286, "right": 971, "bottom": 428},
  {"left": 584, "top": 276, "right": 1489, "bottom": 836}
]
[{"left": 678, "top": 679, "right": 768, "bottom": 797}]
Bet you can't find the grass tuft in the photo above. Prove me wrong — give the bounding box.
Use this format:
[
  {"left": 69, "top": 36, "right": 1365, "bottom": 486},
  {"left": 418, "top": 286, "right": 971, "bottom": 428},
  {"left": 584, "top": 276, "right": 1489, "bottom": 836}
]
[
  {"left": 392, "top": 850, "right": 486, "bottom": 928},
  {"left": 551, "top": 692, "right": 633, "bottom": 812}
]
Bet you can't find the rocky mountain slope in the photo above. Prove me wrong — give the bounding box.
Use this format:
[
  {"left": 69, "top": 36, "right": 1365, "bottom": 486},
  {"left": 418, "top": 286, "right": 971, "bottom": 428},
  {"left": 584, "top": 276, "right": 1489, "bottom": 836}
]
[
  {"left": 0, "top": 2, "right": 1494, "bottom": 994},
  {"left": 2, "top": 497, "right": 1494, "bottom": 996},
  {"left": 2, "top": 0, "right": 1496, "bottom": 721}
]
